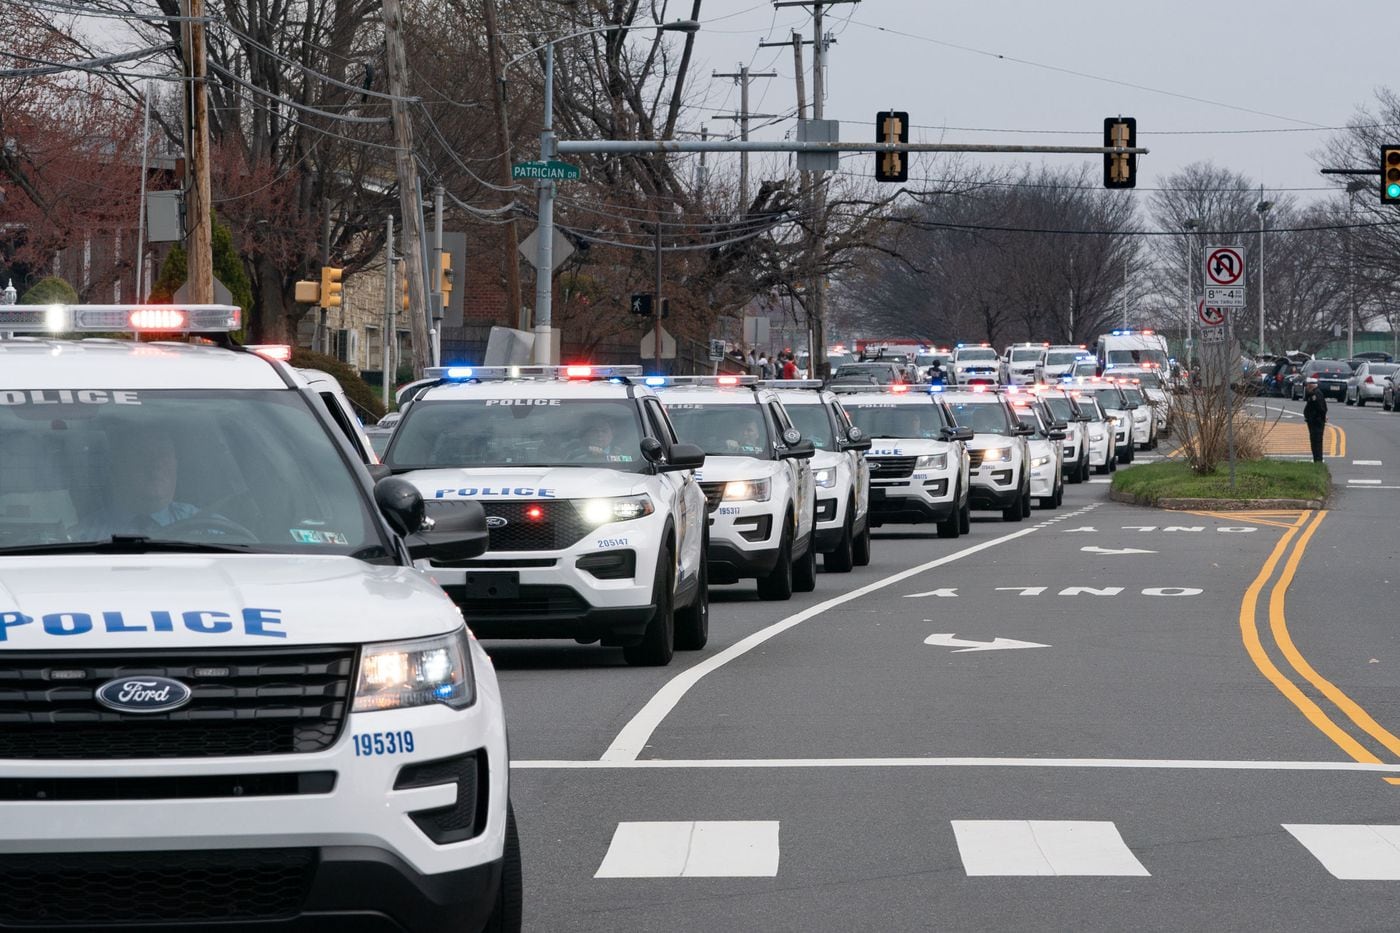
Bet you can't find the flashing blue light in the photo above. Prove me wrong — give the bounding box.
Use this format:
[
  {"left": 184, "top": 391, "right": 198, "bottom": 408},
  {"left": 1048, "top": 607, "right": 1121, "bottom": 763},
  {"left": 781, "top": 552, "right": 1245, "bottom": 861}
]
[
  {"left": 434, "top": 683, "right": 457, "bottom": 699},
  {"left": 927, "top": 385, "right": 945, "bottom": 393},
  {"left": 445, "top": 366, "right": 474, "bottom": 379},
  {"left": 645, "top": 376, "right": 668, "bottom": 387},
  {"left": 609, "top": 377, "right": 626, "bottom": 384}
]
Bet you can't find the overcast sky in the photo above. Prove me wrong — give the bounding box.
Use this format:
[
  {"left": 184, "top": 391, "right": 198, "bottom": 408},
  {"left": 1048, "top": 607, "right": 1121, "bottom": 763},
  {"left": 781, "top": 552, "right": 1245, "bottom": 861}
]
[{"left": 676, "top": 1, "right": 1393, "bottom": 211}]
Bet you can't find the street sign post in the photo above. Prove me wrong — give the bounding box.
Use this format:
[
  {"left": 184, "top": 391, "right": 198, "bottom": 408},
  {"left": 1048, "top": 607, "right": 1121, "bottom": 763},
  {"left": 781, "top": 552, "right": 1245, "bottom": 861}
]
[
  {"left": 708, "top": 338, "right": 725, "bottom": 361},
  {"left": 519, "top": 227, "right": 574, "bottom": 272},
  {"left": 1198, "top": 302, "right": 1226, "bottom": 327},
  {"left": 511, "top": 160, "right": 580, "bottom": 181},
  {"left": 1204, "top": 245, "right": 1246, "bottom": 307}
]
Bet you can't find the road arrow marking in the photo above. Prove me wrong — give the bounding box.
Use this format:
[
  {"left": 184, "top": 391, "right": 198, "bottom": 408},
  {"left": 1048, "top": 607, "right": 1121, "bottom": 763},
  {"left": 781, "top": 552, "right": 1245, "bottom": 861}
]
[
  {"left": 1081, "top": 545, "right": 1157, "bottom": 555},
  {"left": 904, "top": 587, "right": 959, "bottom": 598},
  {"left": 924, "top": 634, "right": 1050, "bottom": 653}
]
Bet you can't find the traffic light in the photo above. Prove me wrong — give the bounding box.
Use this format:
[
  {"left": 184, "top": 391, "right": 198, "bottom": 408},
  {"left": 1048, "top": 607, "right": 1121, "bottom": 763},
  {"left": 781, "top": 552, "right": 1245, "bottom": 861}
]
[
  {"left": 1382, "top": 145, "right": 1400, "bottom": 204},
  {"left": 294, "top": 280, "right": 320, "bottom": 304},
  {"left": 1103, "top": 117, "right": 1137, "bottom": 189},
  {"left": 397, "top": 260, "right": 409, "bottom": 311},
  {"left": 875, "top": 110, "right": 909, "bottom": 184},
  {"left": 438, "top": 253, "right": 453, "bottom": 309},
  {"left": 320, "top": 266, "right": 343, "bottom": 309},
  {"left": 629, "top": 294, "right": 653, "bottom": 316}
]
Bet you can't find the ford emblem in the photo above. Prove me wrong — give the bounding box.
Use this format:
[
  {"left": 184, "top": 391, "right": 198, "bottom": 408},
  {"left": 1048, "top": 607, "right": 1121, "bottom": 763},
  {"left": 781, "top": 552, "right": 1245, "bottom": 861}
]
[
  {"left": 95, "top": 676, "right": 193, "bottom": 714},
  {"left": 486, "top": 516, "right": 509, "bottom": 528}
]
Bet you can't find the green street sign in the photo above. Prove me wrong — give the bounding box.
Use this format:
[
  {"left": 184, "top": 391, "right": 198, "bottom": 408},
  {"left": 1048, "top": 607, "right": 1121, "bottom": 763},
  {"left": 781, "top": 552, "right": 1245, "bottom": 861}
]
[{"left": 511, "top": 160, "right": 580, "bottom": 181}]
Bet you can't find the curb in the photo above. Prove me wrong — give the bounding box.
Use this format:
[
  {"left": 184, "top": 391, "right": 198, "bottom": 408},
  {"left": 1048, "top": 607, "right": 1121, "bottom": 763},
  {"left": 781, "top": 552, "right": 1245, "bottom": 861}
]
[{"left": 1107, "top": 489, "right": 1324, "bottom": 511}]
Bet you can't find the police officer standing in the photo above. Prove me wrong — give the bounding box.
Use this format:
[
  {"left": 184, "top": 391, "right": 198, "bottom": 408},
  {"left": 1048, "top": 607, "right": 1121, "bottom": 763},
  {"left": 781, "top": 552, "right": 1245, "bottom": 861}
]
[{"left": 1303, "top": 378, "right": 1328, "bottom": 463}]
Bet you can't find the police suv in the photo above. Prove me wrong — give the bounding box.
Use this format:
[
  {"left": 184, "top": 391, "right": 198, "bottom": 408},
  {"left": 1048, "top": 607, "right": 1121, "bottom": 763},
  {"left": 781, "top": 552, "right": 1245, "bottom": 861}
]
[
  {"left": 835, "top": 385, "right": 974, "bottom": 538},
  {"left": 950, "top": 344, "right": 1001, "bottom": 386},
  {"left": 1076, "top": 379, "right": 1138, "bottom": 465},
  {"left": 759, "top": 380, "right": 873, "bottom": 571},
  {"left": 1034, "top": 385, "right": 1093, "bottom": 484},
  {"left": 1036, "top": 344, "right": 1092, "bottom": 384},
  {"left": 0, "top": 305, "right": 517, "bottom": 932},
  {"left": 1007, "top": 391, "right": 1067, "bottom": 509},
  {"left": 1001, "top": 342, "right": 1049, "bottom": 386},
  {"left": 386, "top": 365, "right": 710, "bottom": 667},
  {"left": 941, "top": 388, "right": 1035, "bottom": 521},
  {"left": 1069, "top": 389, "right": 1119, "bottom": 474},
  {"left": 652, "top": 376, "right": 817, "bottom": 600}
]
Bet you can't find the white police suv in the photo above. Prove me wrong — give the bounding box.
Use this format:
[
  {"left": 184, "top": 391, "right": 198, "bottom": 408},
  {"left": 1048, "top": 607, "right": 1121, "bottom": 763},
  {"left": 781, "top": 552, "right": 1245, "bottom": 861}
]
[
  {"left": 1001, "top": 342, "right": 1049, "bottom": 386},
  {"left": 759, "top": 380, "right": 873, "bottom": 571},
  {"left": 1069, "top": 389, "right": 1119, "bottom": 475},
  {"left": 1036, "top": 344, "right": 1092, "bottom": 384},
  {"left": 0, "top": 304, "right": 518, "bottom": 932},
  {"left": 1034, "top": 385, "right": 1093, "bottom": 484},
  {"left": 942, "top": 388, "right": 1035, "bottom": 521},
  {"left": 835, "top": 385, "right": 974, "bottom": 538},
  {"left": 652, "top": 376, "right": 817, "bottom": 600},
  {"left": 385, "top": 365, "right": 710, "bottom": 667},
  {"left": 950, "top": 344, "right": 1001, "bottom": 386},
  {"left": 1007, "top": 392, "right": 1066, "bottom": 509},
  {"left": 1076, "top": 379, "right": 1137, "bottom": 465},
  {"left": 1114, "top": 378, "right": 1159, "bottom": 449}
]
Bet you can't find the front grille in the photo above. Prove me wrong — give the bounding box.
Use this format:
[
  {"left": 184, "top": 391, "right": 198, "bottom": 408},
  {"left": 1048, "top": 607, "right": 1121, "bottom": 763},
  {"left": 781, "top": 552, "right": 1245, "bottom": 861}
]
[
  {"left": 0, "top": 771, "right": 336, "bottom": 801},
  {"left": 699, "top": 482, "right": 725, "bottom": 512},
  {"left": 444, "top": 583, "right": 589, "bottom": 620},
  {"left": 0, "top": 647, "right": 354, "bottom": 760},
  {"left": 967, "top": 450, "right": 987, "bottom": 469},
  {"left": 0, "top": 847, "right": 316, "bottom": 926},
  {"left": 480, "top": 500, "right": 593, "bottom": 551},
  {"left": 868, "top": 456, "right": 917, "bottom": 479},
  {"left": 396, "top": 751, "right": 489, "bottom": 845}
]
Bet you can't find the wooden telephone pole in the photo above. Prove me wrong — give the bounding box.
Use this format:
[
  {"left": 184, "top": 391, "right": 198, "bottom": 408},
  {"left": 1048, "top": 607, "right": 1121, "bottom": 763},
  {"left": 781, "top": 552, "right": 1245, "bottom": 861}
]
[{"left": 181, "top": 0, "right": 213, "bottom": 303}]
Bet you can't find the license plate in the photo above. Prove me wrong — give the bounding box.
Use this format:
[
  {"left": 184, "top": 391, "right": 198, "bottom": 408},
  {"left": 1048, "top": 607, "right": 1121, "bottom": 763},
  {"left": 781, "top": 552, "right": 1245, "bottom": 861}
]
[{"left": 459, "top": 572, "right": 519, "bottom": 599}]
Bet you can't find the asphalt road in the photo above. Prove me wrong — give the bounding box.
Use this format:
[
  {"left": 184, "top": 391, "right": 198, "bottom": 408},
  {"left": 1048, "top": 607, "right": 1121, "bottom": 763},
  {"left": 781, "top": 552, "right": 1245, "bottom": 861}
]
[{"left": 491, "top": 399, "right": 1400, "bottom": 932}]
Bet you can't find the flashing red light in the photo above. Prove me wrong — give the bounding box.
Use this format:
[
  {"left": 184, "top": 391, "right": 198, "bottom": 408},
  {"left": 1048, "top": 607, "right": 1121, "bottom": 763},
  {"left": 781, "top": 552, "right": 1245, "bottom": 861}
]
[
  {"left": 717, "top": 375, "right": 739, "bottom": 386},
  {"left": 251, "top": 344, "right": 292, "bottom": 361},
  {"left": 564, "top": 365, "right": 592, "bottom": 378},
  {"left": 890, "top": 384, "right": 910, "bottom": 393},
  {"left": 1142, "top": 329, "right": 1155, "bottom": 335},
  {"left": 525, "top": 506, "right": 545, "bottom": 520},
  {"left": 129, "top": 308, "right": 187, "bottom": 331},
  {"left": 972, "top": 385, "right": 987, "bottom": 393}
]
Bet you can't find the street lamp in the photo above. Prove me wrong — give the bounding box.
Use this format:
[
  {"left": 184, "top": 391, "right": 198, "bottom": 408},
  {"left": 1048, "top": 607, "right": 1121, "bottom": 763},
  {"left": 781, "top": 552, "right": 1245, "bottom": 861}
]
[
  {"left": 505, "top": 20, "right": 702, "bottom": 364},
  {"left": 1, "top": 280, "right": 16, "bottom": 306},
  {"left": 1255, "top": 195, "right": 1272, "bottom": 354},
  {"left": 1183, "top": 218, "right": 1200, "bottom": 370},
  {"left": 1346, "top": 180, "right": 1367, "bottom": 360}
]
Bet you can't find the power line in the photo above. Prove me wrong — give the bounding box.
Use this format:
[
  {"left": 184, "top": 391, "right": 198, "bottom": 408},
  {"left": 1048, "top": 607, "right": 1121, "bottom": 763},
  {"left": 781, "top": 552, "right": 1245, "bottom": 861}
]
[{"left": 0, "top": 41, "right": 175, "bottom": 78}]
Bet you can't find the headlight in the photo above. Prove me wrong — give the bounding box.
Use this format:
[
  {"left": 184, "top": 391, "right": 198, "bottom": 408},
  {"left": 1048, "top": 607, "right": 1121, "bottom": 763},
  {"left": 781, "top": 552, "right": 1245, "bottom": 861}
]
[
  {"left": 813, "top": 467, "right": 837, "bottom": 488},
  {"left": 1090, "top": 432, "right": 1105, "bottom": 441},
  {"left": 980, "top": 447, "right": 1012, "bottom": 462},
  {"left": 353, "top": 628, "right": 474, "bottom": 712},
  {"left": 1031, "top": 454, "right": 1052, "bottom": 467},
  {"left": 578, "top": 494, "right": 655, "bottom": 526},
  {"left": 723, "top": 477, "right": 771, "bottom": 502},
  {"left": 916, "top": 453, "right": 948, "bottom": 470}
]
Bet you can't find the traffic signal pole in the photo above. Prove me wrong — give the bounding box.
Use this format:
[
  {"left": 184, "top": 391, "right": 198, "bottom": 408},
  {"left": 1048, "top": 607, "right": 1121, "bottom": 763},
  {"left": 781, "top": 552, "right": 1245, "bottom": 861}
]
[{"left": 556, "top": 140, "right": 1146, "bottom": 156}]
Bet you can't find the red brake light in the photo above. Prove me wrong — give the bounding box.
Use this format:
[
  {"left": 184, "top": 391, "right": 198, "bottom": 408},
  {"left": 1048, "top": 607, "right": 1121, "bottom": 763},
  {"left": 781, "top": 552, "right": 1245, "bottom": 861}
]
[
  {"left": 129, "top": 308, "right": 187, "bottom": 331},
  {"left": 1366, "top": 376, "right": 1375, "bottom": 384}
]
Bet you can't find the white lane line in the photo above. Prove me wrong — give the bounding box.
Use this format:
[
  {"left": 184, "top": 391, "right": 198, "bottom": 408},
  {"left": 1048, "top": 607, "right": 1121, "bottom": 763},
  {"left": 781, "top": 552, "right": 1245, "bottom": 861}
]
[
  {"left": 1344, "top": 485, "right": 1400, "bottom": 490},
  {"left": 1353, "top": 460, "right": 1383, "bottom": 466},
  {"left": 512, "top": 756, "right": 1400, "bottom": 774},
  {"left": 1347, "top": 478, "right": 1384, "bottom": 485},
  {"left": 598, "top": 505, "right": 1100, "bottom": 762},
  {"left": 1284, "top": 825, "right": 1400, "bottom": 880},
  {"left": 594, "top": 821, "right": 781, "bottom": 878},
  {"left": 952, "top": 820, "right": 1149, "bottom": 877},
  {"left": 1089, "top": 478, "right": 1111, "bottom": 484}
]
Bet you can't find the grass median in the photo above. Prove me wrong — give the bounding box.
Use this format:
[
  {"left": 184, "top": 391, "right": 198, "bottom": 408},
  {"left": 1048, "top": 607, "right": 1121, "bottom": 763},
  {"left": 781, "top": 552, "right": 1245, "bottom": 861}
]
[{"left": 1111, "top": 459, "right": 1330, "bottom": 505}]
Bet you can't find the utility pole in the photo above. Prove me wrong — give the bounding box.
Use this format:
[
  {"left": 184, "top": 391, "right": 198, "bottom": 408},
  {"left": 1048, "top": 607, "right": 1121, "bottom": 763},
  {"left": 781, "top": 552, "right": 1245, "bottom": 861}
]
[
  {"left": 809, "top": 3, "right": 829, "bottom": 378},
  {"left": 432, "top": 184, "right": 444, "bottom": 367},
  {"left": 711, "top": 64, "right": 776, "bottom": 212},
  {"left": 383, "top": 214, "right": 395, "bottom": 410},
  {"left": 181, "top": 0, "right": 213, "bottom": 304},
  {"left": 481, "top": 0, "right": 524, "bottom": 330},
  {"left": 653, "top": 223, "right": 664, "bottom": 372},
  {"left": 381, "top": 0, "right": 432, "bottom": 373}
]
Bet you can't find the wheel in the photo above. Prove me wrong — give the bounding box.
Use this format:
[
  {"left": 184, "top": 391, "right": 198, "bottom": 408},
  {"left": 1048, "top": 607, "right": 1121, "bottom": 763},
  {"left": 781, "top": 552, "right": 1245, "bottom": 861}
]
[
  {"left": 1003, "top": 485, "right": 1025, "bottom": 522},
  {"left": 756, "top": 525, "right": 794, "bottom": 601},
  {"left": 792, "top": 528, "right": 817, "bottom": 594},
  {"left": 482, "top": 802, "right": 523, "bottom": 933},
  {"left": 1346, "top": 394, "right": 1355, "bottom": 406},
  {"left": 1021, "top": 483, "right": 1032, "bottom": 517},
  {"left": 674, "top": 546, "right": 709, "bottom": 651},
  {"left": 1054, "top": 482, "right": 1064, "bottom": 508},
  {"left": 852, "top": 519, "right": 872, "bottom": 566},
  {"left": 958, "top": 498, "right": 971, "bottom": 535},
  {"left": 1357, "top": 396, "right": 1367, "bottom": 407},
  {"left": 1109, "top": 451, "right": 1118, "bottom": 473},
  {"left": 623, "top": 546, "right": 675, "bottom": 666},
  {"left": 937, "top": 493, "right": 961, "bottom": 538},
  {"left": 1117, "top": 446, "right": 1132, "bottom": 465},
  {"left": 823, "top": 508, "right": 855, "bottom": 573}
]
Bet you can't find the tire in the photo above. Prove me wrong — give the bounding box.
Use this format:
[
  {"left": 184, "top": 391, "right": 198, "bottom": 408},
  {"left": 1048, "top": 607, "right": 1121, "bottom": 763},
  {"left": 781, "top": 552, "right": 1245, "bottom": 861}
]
[
  {"left": 937, "top": 494, "right": 961, "bottom": 538},
  {"left": 792, "top": 526, "right": 818, "bottom": 593},
  {"left": 1346, "top": 394, "right": 1355, "bottom": 406},
  {"left": 1003, "top": 484, "right": 1024, "bottom": 522},
  {"left": 623, "top": 546, "right": 675, "bottom": 666},
  {"left": 757, "top": 524, "right": 794, "bottom": 601},
  {"left": 1109, "top": 451, "right": 1118, "bottom": 473},
  {"left": 1357, "top": 396, "right": 1367, "bottom": 407},
  {"left": 1020, "top": 483, "right": 1032, "bottom": 518},
  {"left": 674, "top": 546, "right": 709, "bottom": 651},
  {"left": 1117, "top": 446, "right": 1132, "bottom": 465},
  {"left": 1054, "top": 482, "right": 1064, "bottom": 508},
  {"left": 958, "top": 498, "right": 971, "bottom": 535},
  {"left": 852, "top": 519, "right": 872, "bottom": 566},
  {"left": 482, "top": 802, "right": 523, "bottom": 933},
  {"left": 823, "top": 508, "right": 855, "bottom": 573}
]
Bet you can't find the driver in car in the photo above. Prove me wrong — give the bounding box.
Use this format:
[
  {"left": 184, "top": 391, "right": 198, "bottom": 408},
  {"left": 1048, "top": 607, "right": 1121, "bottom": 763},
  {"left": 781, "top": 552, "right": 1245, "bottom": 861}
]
[
  {"left": 74, "top": 431, "right": 200, "bottom": 538},
  {"left": 727, "top": 419, "right": 765, "bottom": 453}
]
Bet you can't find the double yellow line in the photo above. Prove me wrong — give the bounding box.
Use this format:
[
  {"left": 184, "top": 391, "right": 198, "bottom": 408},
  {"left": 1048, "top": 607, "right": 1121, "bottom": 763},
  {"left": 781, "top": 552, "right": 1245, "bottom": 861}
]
[{"left": 1240, "top": 510, "right": 1400, "bottom": 765}]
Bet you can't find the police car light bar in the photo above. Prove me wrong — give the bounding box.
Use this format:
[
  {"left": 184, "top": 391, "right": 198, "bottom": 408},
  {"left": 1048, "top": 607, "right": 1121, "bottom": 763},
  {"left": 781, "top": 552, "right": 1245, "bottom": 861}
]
[
  {"left": 0, "top": 304, "right": 242, "bottom": 334},
  {"left": 246, "top": 344, "right": 293, "bottom": 361},
  {"left": 657, "top": 375, "right": 759, "bottom": 387},
  {"left": 755, "top": 379, "right": 824, "bottom": 389},
  {"left": 425, "top": 365, "right": 644, "bottom": 382}
]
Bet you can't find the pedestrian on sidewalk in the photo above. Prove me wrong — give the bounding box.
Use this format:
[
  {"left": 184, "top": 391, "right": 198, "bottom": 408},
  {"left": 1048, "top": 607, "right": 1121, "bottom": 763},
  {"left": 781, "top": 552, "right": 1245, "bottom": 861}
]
[{"left": 1303, "top": 378, "right": 1328, "bottom": 463}]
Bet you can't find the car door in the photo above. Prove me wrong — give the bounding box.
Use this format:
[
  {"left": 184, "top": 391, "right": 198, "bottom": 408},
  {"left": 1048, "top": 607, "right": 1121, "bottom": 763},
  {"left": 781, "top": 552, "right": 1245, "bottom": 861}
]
[
  {"left": 643, "top": 398, "right": 702, "bottom": 590},
  {"left": 768, "top": 400, "right": 814, "bottom": 540},
  {"left": 830, "top": 398, "right": 869, "bottom": 523}
]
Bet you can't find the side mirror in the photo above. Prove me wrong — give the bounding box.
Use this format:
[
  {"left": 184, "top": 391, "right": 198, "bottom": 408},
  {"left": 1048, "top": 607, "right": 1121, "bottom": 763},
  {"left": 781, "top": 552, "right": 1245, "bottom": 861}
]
[
  {"left": 945, "top": 425, "right": 975, "bottom": 442},
  {"left": 1013, "top": 424, "right": 1035, "bottom": 437},
  {"left": 375, "top": 477, "right": 425, "bottom": 537},
  {"left": 661, "top": 442, "right": 706, "bottom": 472},
  {"left": 1048, "top": 430, "right": 1068, "bottom": 442},
  {"left": 407, "top": 499, "right": 489, "bottom": 562},
  {"left": 640, "top": 436, "right": 665, "bottom": 464},
  {"left": 1051, "top": 420, "right": 1069, "bottom": 432},
  {"left": 840, "top": 426, "right": 872, "bottom": 452},
  {"left": 779, "top": 439, "right": 816, "bottom": 460},
  {"left": 781, "top": 427, "right": 803, "bottom": 447},
  {"left": 1126, "top": 402, "right": 1140, "bottom": 410}
]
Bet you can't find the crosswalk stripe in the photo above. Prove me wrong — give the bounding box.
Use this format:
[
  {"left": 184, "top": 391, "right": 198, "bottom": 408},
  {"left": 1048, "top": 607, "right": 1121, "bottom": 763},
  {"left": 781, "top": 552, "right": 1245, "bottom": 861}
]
[
  {"left": 1284, "top": 824, "right": 1400, "bottom": 880},
  {"left": 595, "top": 821, "right": 780, "bottom": 878},
  {"left": 951, "top": 820, "right": 1150, "bottom": 877}
]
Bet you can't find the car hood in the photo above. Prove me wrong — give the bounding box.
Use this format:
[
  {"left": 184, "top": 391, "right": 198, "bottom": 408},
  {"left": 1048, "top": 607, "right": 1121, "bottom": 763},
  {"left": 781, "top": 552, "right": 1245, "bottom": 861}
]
[
  {"left": 0, "top": 554, "right": 460, "bottom": 649},
  {"left": 401, "top": 467, "right": 649, "bottom": 501},
  {"left": 867, "top": 439, "right": 952, "bottom": 456},
  {"left": 693, "top": 455, "right": 784, "bottom": 484},
  {"left": 810, "top": 449, "right": 845, "bottom": 470}
]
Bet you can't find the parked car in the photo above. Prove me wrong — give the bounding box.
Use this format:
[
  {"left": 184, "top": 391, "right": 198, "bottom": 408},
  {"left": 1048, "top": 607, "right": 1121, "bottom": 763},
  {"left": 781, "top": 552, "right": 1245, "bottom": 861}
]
[
  {"left": 1291, "top": 360, "right": 1351, "bottom": 400},
  {"left": 1383, "top": 373, "right": 1400, "bottom": 411},
  {"left": 1346, "top": 361, "right": 1400, "bottom": 406}
]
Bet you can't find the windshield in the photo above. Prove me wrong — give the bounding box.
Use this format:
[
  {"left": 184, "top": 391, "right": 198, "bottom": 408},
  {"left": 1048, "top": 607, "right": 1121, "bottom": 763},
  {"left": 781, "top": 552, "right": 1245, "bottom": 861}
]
[
  {"left": 1090, "top": 388, "right": 1127, "bottom": 409},
  {"left": 1122, "top": 388, "right": 1146, "bottom": 405},
  {"left": 784, "top": 404, "right": 836, "bottom": 450},
  {"left": 1307, "top": 363, "right": 1349, "bottom": 376},
  {"left": 1136, "top": 372, "right": 1164, "bottom": 388},
  {"left": 835, "top": 364, "right": 899, "bottom": 384},
  {"left": 0, "top": 389, "right": 385, "bottom": 557},
  {"left": 957, "top": 348, "right": 998, "bottom": 361},
  {"left": 1042, "top": 396, "right": 1079, "bottom": 422},
  {"left": 844, "top": 402, "right": 949, "bottom": 439},
  {"left": 1045, "top": 350, "right": 1084, "bottom": 366},
  {"left": 388, "top": 399, "right": 646, "bottom": 470},
  {"left": 1010, "top": 348, "right": 1042, "bottom": 361},
  {"left": 1369, "top": 364, "right": 1400, "bottom": 376},
  {"left": 1107, "top": 348, "right": 1169, "bottom": 368},
  {"left": 1014, "top": 408, "right": 1047, "bottom": 435},
  {"left": 948, "top": 400, "right": 1013, "bottom": 436},
  {"left": 663, "top": 403, "right": 772, "bottom": 458}
]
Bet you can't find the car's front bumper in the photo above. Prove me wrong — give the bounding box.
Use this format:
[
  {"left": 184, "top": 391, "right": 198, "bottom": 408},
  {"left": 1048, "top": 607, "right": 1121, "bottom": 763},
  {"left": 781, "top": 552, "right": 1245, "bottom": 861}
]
[
  {"left": 969, "top": 461, "right": 1019, "bottom": 509},
  {"left": 868, "top": 469, "right": 958, "bottom": 525},
  {"left": 1029, "top": 461, "right": 1058, "bottom": 498}
]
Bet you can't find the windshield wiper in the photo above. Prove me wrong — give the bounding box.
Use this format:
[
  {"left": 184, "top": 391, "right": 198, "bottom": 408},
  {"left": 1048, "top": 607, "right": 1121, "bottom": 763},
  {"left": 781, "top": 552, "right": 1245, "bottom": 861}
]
[{"left": 0, "top": 536, "right": 258, "bottom": 556}]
